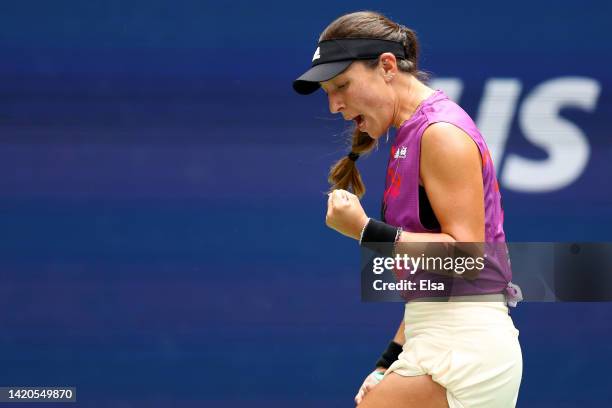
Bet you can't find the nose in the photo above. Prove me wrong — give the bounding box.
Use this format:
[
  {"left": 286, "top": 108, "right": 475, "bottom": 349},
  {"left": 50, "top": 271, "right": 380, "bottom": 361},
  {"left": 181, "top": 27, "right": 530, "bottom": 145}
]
[{"left": 328, "top": 92, "right": 345, "bottom": 114}]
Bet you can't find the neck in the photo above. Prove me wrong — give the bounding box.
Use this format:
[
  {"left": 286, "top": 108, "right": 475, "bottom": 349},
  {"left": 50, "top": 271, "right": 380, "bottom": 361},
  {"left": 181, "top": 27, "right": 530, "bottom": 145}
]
[{"left": 390, "top": 75, "right": 435, "bottom": 128}]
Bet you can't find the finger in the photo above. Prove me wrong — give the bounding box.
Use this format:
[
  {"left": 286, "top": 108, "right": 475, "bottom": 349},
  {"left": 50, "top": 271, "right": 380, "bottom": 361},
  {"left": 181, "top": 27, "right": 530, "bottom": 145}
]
[
  {"left": 339, "top": 189, "right": 349, "bottom": 199},
  {"left": 355, "top": 390, "right": 363, "bottom": 405},
  {"left": 330, "top": 190, "right": 338, "bottom": 204},
  {"left": 331, "top": 190, "right": 344, "bottom": 206}
]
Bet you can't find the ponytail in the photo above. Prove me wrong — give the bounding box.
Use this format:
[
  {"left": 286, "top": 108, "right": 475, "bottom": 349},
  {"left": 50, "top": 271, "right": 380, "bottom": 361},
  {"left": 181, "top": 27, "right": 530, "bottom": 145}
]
[{"left": 328, "top": 128, "right": 377, "bottom": 198}]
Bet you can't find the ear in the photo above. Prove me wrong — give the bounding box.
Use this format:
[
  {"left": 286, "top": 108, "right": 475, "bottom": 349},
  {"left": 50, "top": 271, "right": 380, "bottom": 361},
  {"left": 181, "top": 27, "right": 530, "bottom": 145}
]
[{"left": 379, "top": 52, "right": 398, "bottom": 82}]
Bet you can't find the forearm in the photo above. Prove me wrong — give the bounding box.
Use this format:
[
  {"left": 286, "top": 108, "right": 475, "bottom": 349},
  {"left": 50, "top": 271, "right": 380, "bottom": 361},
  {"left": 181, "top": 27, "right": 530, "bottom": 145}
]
[
  {"left": 360, "top": 215, "right": 483, "bottom": 247},
  {"left": 391, "top": 230, "right": 456, "bottom": 261},
  {"left": 361, "top": 219, "right": 485, "bottom": 273},
  {"left": 398, "top": 230, "right": 456, "bottom": 243},
  {"left": 375, "top": 317, "right": 406, "bottom": 371},
  {"left": 360, "top": 219, "right": 457, "bottom": 260}
]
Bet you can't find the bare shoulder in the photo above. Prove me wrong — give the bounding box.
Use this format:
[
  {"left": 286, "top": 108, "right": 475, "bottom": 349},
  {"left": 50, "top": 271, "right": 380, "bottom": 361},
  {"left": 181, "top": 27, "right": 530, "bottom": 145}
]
[
  {"left": 420, "top": 122, "right": 482, "bottom": 180},
  {"left": 421, "top": 122, "right": 479, "bottom": 159}
]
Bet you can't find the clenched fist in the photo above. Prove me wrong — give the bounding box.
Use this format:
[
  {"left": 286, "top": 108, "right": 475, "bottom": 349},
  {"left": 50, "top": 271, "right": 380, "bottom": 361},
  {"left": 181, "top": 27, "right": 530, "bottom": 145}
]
[
  {"left": 326, "top": 189, "right": 369, "bottom": 240},
  {"left": 354, "top": 368, "right": 386, "bottom": 405}
]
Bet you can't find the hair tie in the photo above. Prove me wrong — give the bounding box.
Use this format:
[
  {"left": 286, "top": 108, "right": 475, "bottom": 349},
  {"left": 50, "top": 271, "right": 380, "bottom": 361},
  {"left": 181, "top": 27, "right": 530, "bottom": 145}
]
[{"left": 347, "top": 152, "right": 360, "bottom": 162}]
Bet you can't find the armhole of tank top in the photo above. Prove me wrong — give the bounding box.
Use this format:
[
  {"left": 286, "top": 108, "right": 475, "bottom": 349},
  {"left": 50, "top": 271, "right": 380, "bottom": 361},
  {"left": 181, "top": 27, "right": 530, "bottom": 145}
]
[
  {"left": 418, "top": 185, "right": 440, "bottom": 231},
  {"left": 416, "top": 120, "right": 487, "bottom": 233},
  {"left": 415, "top": 123, "right": 440, "bottom": 233}
]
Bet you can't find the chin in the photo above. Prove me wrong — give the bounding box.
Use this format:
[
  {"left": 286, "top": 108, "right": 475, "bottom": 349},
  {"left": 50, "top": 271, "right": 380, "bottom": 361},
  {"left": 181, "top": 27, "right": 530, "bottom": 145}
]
[{"left": 366, "top": 127, "right": 385, "bottom": 140}]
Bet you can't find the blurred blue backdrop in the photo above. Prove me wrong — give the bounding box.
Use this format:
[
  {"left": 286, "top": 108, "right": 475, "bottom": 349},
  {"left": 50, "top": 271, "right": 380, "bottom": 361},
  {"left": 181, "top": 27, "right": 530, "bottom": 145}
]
[{"left": 0, "top": 1, "right": 611, "bottom": 407}]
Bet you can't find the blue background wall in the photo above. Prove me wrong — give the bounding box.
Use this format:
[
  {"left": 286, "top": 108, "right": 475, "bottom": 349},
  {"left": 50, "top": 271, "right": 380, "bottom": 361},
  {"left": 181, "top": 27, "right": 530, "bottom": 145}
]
[{"left": 0, "top": 1, "right": 611, "bottom": 406}]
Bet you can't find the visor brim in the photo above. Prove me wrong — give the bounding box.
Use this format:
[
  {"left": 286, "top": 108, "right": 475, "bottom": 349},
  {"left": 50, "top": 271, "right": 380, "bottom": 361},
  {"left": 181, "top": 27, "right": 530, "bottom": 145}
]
[{"left": 292, "top": 60, "right": 353, "bottom": 95}]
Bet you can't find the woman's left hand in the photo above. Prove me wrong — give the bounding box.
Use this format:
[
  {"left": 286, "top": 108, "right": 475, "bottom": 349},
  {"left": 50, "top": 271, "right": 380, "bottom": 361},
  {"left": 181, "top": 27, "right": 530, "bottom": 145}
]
[{"left": 326, "top": 189, "right": 369, "bottom": 240}]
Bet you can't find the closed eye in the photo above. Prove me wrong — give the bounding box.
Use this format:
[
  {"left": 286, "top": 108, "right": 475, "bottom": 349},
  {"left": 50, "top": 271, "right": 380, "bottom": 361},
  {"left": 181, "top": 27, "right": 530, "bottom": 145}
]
[{"left": 337, "top": 82, "right": 348, "bottom": 90}]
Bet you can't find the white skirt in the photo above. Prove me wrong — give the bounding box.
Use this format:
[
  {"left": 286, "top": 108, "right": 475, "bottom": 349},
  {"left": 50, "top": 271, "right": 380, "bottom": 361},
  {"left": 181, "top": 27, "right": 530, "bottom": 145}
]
[{"left": 383, "top": 298, "right": 522, "bottom": 407}]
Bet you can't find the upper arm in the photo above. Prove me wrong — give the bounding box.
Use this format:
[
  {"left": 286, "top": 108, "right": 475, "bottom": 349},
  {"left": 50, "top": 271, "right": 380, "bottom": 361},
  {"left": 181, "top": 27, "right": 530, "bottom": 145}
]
[{"left": 420, "top": 122, "right": 485, "bottom": 242}]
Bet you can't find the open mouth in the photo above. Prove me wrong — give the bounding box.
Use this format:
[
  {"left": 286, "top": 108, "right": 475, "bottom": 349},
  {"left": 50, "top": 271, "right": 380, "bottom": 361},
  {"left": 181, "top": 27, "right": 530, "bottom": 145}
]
[{"left": 353, "top": 114, "right": 365, "bottom": 129}]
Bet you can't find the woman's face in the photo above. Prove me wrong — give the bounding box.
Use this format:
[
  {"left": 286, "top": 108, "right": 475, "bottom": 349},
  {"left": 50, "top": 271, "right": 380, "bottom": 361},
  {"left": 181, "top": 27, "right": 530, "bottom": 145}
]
[{"left": 320, "top": 61, "right": 395, "bottom": 139}]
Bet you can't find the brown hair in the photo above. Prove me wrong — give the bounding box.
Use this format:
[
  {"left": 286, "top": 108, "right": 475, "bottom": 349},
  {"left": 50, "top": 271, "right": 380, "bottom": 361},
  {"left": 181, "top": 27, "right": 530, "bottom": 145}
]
[{"left": 323, "top": 11, "right": 427, "bottom": 198}]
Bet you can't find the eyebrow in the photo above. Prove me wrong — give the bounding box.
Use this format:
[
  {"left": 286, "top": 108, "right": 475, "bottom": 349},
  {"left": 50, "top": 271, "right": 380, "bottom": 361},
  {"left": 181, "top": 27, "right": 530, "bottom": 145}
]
[{"left": 321, "top": 77, "right": 345, "bottom": 93}]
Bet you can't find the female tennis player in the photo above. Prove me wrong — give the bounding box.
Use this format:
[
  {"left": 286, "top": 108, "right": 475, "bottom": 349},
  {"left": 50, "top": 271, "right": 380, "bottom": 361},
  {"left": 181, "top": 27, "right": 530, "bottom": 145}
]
[{"left": 293, "top": 11, "right": 523, "bottom": 408}]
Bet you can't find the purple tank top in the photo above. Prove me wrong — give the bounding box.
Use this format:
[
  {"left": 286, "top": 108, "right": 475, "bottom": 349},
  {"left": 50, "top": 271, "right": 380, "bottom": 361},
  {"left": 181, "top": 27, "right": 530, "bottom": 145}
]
[{"left": 382, "top": 90, "right": 521, "bottom": 305}]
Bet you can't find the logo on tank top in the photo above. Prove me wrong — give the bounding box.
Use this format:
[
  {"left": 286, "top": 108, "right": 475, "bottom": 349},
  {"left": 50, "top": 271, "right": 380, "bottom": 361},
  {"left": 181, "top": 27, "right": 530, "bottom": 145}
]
[
  {"left": 393, "top": 146, "right": 407, "bottom": 159},
  {"left": 385, "top": 145, "right": 404, "bottom": 202}
]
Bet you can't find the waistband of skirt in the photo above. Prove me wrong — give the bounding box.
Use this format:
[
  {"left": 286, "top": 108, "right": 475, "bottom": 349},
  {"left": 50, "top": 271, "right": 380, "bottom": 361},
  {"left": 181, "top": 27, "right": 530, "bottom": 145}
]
[{"left": 407, "top": 293, "right": 507, "bottom": 303}]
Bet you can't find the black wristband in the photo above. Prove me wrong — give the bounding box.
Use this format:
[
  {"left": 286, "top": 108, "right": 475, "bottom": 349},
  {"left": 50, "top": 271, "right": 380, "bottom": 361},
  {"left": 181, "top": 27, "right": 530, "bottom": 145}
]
[
  {"left": 360, "top": 219, "right": 401, "bottom": 256},
  {"left": 375, "top": 341, "right": 403, "bottom": 369},
  {"left": 361, "top": 218, "right": 398, "bottom": 243}
]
